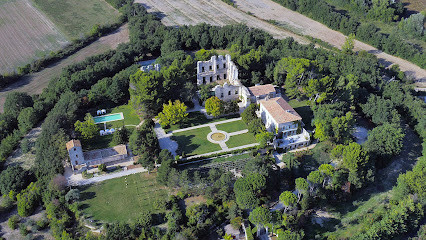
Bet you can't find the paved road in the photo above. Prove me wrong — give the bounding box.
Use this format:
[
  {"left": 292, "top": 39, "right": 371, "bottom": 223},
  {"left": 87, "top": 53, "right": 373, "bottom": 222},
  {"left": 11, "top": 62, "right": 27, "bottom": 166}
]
[{"left": 67, "top": 167, "right": 148, "bottom": 186}]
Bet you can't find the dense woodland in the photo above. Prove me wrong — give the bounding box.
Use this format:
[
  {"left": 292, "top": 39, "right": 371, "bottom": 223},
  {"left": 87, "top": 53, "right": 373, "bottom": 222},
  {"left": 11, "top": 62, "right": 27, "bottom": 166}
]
[
  {"left": 272, "top": 0, "right": 425, "bottom": 68},
  {"left": 0, "top": 1, "right": 425, "bottom": 240}
]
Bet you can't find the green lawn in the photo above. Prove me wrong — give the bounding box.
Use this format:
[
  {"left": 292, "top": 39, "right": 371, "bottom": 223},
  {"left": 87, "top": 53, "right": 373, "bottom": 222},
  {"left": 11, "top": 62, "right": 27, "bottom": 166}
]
[
  {"left": 32, "top": 0, "right": 120, "bottom": 39},
  {"left": 109, "top": 104, "right": 141, "bottom": 128},
  {"left": 226, "top": 132, "right": 257, "bottom": 148},
  {"left": 216, "top": 120, "right": 247, "bottom": 133},
  {"left": 82, "top": 134, "right": 114, "bottom": 151},
  {"left": 79, "top": 172, "right": 168, "bottom": 223},
  {"left": 165, "top": 112, "right": 239, "bottom": 132},
  {"left": 172, "top": 127, "right": 222, "bottom": 156}
]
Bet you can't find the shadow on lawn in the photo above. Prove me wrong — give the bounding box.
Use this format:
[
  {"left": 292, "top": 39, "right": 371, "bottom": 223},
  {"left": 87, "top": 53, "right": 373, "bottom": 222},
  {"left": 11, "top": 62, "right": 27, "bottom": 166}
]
[{"left": 172, "top": 134, "right": 200, "bottom": 157}]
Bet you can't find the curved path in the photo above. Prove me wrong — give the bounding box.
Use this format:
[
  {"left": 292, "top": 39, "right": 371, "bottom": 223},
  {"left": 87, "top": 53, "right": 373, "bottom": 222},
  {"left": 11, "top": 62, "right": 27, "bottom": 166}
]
[{"left": 233, "top": 0, "right": 426, "bottom": 81}]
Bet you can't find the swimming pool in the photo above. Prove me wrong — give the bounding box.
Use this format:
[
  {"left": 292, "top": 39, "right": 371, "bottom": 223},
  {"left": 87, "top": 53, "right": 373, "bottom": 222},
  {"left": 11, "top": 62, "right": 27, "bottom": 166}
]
[{"left": 93, "top": 112, "right": 124, "bottom": 124}]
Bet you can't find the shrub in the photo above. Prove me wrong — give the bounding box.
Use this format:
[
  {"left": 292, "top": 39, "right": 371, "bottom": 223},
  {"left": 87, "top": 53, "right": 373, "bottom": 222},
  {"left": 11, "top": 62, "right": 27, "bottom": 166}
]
[
  {"left": 98, "top": 164, "right": 107, "bottom": 172},
  {"left": 19, "top": 223, "right": 28, "bottom": 236},
  {"left": 21, "top": 138, "right": 31, "bottom": 154},
  {"left": 8, "top": 215, "right": 19, "bottom": 229}
]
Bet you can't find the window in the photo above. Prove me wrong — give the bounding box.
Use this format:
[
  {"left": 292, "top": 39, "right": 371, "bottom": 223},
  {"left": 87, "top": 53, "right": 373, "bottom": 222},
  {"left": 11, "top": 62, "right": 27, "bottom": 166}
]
[
  {"left": 209, "top": 65, "right": 212, "bottom": 70},
  {"left": 203, "top": 77, "right": 206, "bottom": 84},
  {"left": 217, "top": 75, "right": 220, "bottom": 80},
  {"left": 217, "top": 64, "right": 219, "bottom": 69},
  {"left": 221, "top": 93, "right": 224, "bottom": 98},
  {"left": 223, "top": 63, "right": 226, "bottom": 68},
  {"left": 224, "top": 74, "right": 227, "bottom": 79},
  {"left": 235, "top": 90, "right": 238, "bottom": 94},
  {"left": 228, "top": 91, "right": 231, "bottom": 95},
  {"left": 210, "top": 76, "right": 213, "bottom": 82},
  {"left": 75, "top": 161, "right": 78, "bottom": 165},
  {"left": 202, "top": 66, "right": 205, "bottom": 72},
  {"left": 76, "top": 154, "right": 78, "bottom": 158}
]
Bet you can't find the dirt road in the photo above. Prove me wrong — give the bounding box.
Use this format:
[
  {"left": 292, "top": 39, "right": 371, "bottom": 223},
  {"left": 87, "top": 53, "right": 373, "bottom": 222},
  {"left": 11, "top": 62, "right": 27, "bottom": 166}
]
[
  {"left": 135, "top": 0, "right": 309, "bottom": 43},
  {"left": 233, "top": 0, "right": 426, "bottom": 81},
  {"left": 0, "top": 24, "right": 129, "bottom": 112},
  {"left": 137, "top": 0, "right": 425, "bottom": 82}
]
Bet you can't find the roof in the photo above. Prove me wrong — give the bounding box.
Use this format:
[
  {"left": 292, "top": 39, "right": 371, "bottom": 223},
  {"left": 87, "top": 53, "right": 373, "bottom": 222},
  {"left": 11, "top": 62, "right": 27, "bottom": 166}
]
[
  {"left": 66, "top": 139, "right": 81, "bottom": 150},
  {"left": 259, "top": 97, "right": 302, "bottom": 124},
  {"left": 248, "top": 84, "right": 276, "bottom": 96}
]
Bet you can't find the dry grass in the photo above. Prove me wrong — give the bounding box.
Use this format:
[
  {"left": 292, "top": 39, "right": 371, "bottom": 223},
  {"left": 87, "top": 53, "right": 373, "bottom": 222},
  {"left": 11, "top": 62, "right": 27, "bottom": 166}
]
[
  {"left": 0, "top": 24, "right": 129, "bottom": 112},
  {"left": 0, "top": 0, "right": 68, "bottom": 73}
]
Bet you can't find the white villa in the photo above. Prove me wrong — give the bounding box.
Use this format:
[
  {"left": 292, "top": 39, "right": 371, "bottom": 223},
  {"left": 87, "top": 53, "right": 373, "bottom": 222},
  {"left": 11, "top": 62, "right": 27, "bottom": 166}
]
[
  {"left": 258, "top": 97, "right": 310, "bottom": 150},
  {"left": 196, "top": 55, "right": 310, "bottom": 150},
  {"left": 67, "top": 139, "right": 129, "bottom": 172}
]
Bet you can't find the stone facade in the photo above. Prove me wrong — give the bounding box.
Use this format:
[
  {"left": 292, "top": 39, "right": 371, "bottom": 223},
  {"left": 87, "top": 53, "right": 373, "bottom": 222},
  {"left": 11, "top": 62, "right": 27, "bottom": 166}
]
[
  {"left": 67, "top": 140, "right": 85, "bottom": 169},
  {"left": 197, "top": 55, "right": 250, "bottom": 105},
  {"left": 197, "top": 55, "right": 238, "bottom": 85},
  {"left": 140, "top": 63, "right": 161, "bottom": 72}
]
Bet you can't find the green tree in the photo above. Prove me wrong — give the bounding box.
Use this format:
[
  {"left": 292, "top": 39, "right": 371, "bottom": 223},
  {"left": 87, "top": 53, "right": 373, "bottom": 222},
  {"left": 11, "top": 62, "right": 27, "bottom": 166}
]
[
  {"left": 199, "top": 84, "right": 214, "bottom": 102},
  {"left": 273, "top": 57, "right": 316, "bottom": 98},
  {"left": 74, "top": 113, "right": 98, "bottom": 140},
  {"left": 342, "top": 33, "right": 355, "bottom": 54},
  {"left": 0, "top": 165, "right": 30, "bottom": 195},
  {"left": 112, "top": 127, "right": 129, "bottom": 145},
  {"left": 255, "top": 131, "right": 274, "bottom": 148},
  {"left": 248, "top": 118, "right": 266, "bottom": 135},
  {"left": 194, "top": 48, "right": 217, "bottom": 61},
  {"left": 241, "top": 104, "right": 258, "bottom": 124},
  {"left": 249, "top": 206, "right": 272, "bottom": 236},
  {"left": 279, "top": 191, "right": 297, "bottom": 212},
  {"left": 331, "top": 112, "right": 354, "bottom": 144},
  {"left": 16, "top": 182, "right": 40, "bottom": 217},
  {"left": 17, "top": 107, "right": 37, "bottom": 133},
  {"left": 138, "top": 152, "right": 155, "bottom": 173},
  {"left": 234, "top": 173, "right": 266, "bottom": 209},
  {"left": 156, "top": 100, "right": 188, "bottom": 128},
  {"left": 365, "top": 123, "right": 404, "bottom": 160},
  {"left": 295, "top": 178, "right": 308, "bottom": 202},
  {"left": 205, "top": 96, "right": 224, "bottom": 117},
  {"left": 340, "top": 142, "right": 372, "bottom": 189},
  {"left": 130, "top": 70, "right": 163, "bottom": 118},
  {"left": 276, "top": 229, "right": 304, "bottom": 240},
  {"left": 98, "top": 164, "right": 107, "bottom": 172},
  {"left": 307, "top": 170, "right": 323, "bottom": 193},
  {"left": 4, "top": 92, "right": 33, "bottom": 119},
  {"left": 318, "top": 164, "right": 335, "bottom": 187}
]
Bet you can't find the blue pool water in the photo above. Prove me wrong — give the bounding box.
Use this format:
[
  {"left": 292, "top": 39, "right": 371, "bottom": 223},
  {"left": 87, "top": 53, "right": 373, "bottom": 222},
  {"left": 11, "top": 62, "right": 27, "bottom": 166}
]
[{"left": 93, "top": 113, "right": 124, "bottom": 124}]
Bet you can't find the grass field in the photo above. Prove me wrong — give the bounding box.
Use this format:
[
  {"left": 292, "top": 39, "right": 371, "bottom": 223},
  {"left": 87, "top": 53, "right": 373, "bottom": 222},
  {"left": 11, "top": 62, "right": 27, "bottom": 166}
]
[
  {"left": 216, "top": 120, "right": 247, "bottom": 133},
  {"left": 32, "top": 0, "right": 120, "bottom": 39},
  {"left": 0, "top": 0, "right": 68, "bottom": 73},
  {"left": 226, "top": 132, "right": 257, "bottom": 148},
  {"left": 165, "top": 112, "right": 239, "bottom": 132},
  {"left": 172, "top": 127, "right": 222, "bottom": 156},
  {"left": 79, "top": 172, "right": 168, "bottom": 223},
  {"left": 109, "top": 104, "right": 141, "bottom": 128}
]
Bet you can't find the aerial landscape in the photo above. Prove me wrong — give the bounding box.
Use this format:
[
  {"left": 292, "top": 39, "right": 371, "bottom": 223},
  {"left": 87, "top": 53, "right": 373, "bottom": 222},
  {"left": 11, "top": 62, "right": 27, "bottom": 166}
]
[{"left": 0, "top": 0, "right": 425, "bottom": 239}]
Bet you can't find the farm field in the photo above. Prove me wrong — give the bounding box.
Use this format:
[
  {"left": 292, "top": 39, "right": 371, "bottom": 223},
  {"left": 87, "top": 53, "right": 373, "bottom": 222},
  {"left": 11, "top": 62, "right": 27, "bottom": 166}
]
[
  {"left": 134, "top": 0, "right": 308, "bottom": 44},
  {"left": 0, "top": 0, "right": 68, "bottom": 73},
  {"left": 0, "top": 24, "right": 129, "bottom": 112},
  {"left": 136, "top": 0, "right": 426, "bottom": 81},
  {"left": 79, "top": 172, "right": 169, "bottom": 223},
  {"left": 32, "top": 0, "right": 120, "bottom": 39}
]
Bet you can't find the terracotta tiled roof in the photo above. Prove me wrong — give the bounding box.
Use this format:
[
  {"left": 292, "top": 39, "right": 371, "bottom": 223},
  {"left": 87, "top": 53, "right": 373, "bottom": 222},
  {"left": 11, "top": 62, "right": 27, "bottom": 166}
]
[
  {"left": 248, "top": 84, "right": 276, "bottom": 96},
  {"left": 66, "top": 139, "right": 81, "bottom": 150},
  {"left": 259, "top": 97, "right": 302, "bottom": 124}
]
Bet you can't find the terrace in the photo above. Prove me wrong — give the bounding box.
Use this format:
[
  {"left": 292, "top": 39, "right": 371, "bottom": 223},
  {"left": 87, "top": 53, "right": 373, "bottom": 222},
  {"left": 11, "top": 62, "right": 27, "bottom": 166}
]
[{"left": 274, "top": 129, "right": 310, "bottom": 150}]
